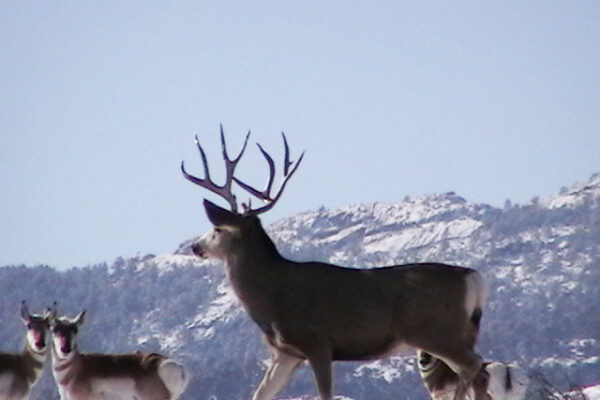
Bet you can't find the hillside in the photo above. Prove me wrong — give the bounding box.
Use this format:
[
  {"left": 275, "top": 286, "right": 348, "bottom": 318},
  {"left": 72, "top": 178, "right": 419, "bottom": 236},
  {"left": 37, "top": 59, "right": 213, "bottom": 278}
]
[{"left": 1, "top": 174, "right": 599, "bottom": 399}]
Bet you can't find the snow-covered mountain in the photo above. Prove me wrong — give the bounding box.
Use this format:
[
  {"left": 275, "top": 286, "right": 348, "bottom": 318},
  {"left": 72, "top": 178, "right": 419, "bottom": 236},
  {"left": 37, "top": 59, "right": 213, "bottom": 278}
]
[{"left": 1, "top": 174, "right": 599, "bottom": 400}]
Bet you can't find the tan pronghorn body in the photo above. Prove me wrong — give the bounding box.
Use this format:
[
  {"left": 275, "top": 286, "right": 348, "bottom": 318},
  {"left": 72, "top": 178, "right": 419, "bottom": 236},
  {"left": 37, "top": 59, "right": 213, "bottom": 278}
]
[
  {"left": 181, "top": 127, "right": 488, "bottom": 400},
  {"left": 0, "top": 302, "right": 51, "bottom": 400},
  {"left": 50, "top": 308, "right": 189, "bottom": 400},
  {"left": 418, "top": 351, "right": 529, "bottom": 400}
]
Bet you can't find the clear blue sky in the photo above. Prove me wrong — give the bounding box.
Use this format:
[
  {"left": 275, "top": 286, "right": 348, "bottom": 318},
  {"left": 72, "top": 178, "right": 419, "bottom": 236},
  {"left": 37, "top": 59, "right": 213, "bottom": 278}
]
[{"left": 1, "top": 1, "right": 599, "bottom": 269}]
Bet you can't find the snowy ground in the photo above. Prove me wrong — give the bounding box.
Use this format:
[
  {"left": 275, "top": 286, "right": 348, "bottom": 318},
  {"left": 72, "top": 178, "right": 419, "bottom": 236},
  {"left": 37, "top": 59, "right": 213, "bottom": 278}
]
[
  {"left": 280, "top": 384, "right": 600, "bottom": 400},
  {"left": 579, "top": 384, "right": 600, "bottom": 400}
]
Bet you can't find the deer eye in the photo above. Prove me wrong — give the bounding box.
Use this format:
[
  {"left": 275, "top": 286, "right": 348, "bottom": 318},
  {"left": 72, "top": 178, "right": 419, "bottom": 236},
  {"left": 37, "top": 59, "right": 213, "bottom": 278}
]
[{"left": 214, "top": 227, "right": 222, "bottom": 233}]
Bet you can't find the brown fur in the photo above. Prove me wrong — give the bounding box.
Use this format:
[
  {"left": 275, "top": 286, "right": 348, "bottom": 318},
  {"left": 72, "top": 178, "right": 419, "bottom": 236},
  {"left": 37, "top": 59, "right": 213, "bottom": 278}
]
[
  {"left": 55, "top": 352, "right": 171, "bottom": 397},
  {"left": 51, "top": 310, "right": 187, "bottom": 400},
  {"left": 0, "top": 350, "right": 44, "bottom": 398}
]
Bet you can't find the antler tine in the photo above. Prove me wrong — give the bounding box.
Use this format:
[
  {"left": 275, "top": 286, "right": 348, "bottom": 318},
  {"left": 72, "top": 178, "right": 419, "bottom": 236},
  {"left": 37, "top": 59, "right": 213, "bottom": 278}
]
[
  {"left": 257, "top": 143, "right": 276, "bottom": 195},
  {"left": 220, "top": 124, "right": 250, "bottom": 164},
  {"left": 221, "top": 127, "right": 251, "bottom": 193},
  {"left": 248, "top": 150, "right": 304, "bottom": 215},
  {"left": 196, "top": 135, "right": 211, "bottom": 180},
  {"left": 181, "top": 128, "right": 250, "bottom": 213},
  {"left": 282, "top": 132, "right": 292, "bottom": 176},
  {"left": 180, "top": 136, "right": 210, "bottom": 185},
  {"left": 236, "top": 134, "right": 305, "bottom": 216},
  {"left": 233, "top": 143, "right": 276, "bottom": 202}
]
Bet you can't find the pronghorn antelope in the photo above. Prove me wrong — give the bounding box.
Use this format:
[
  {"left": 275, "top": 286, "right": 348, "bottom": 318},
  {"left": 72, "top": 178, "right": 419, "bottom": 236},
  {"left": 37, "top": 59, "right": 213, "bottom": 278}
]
[
  {"left": 418, "top": 351, "right": 529, "bottom": 400},
  {"left": 0, "top": 301, "right": 51, "bottom": 400},
  {"left": 181, "top": 127, "right": 487, "bottom": 400},
  {"left": 50, "top": 306, "right": 189, "bottom": 400}
]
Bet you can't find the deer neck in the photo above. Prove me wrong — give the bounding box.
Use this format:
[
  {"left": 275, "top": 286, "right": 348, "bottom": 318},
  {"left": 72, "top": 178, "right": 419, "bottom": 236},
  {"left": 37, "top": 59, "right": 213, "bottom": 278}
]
[
  {"left": 21, "top": 340, "right": 46, "bottom": 387},
  {"left": 225, "top": 222, "right": 283, "bottom": 275},
  {"left": 226, "top": 245, "right": 283, "bottom": 293},
  {"left": 224, "top": 226, "right": 285, "bottom": 324}
]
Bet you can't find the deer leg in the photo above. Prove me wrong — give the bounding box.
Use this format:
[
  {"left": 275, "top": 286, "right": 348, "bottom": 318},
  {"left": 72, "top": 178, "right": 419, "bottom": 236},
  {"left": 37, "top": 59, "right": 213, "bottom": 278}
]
[
  {"left": 307, "top": 353, "right": 333, "bottom": 400},
  {"left": 251, "top": 350, "right": 303, "bottom": 400}
]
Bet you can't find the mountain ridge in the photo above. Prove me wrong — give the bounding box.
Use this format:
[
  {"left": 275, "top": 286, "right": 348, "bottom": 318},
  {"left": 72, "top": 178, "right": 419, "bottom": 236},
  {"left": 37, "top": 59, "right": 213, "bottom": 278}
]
[{"left": 1, "top": 173, "right": 598, "bottom": 399}]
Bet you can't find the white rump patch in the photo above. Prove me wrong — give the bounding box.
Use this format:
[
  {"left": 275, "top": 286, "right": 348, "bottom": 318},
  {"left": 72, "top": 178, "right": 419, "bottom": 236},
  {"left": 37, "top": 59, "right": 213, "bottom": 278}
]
[
  {"left": 90, "top": 377, "right": 137, "bottom": 400},
  {"left": 487, "top": 362, "right": 529, "bottom": 400},
  {"left": 158, "top": 359, "right": 189, "bottom": 399}
]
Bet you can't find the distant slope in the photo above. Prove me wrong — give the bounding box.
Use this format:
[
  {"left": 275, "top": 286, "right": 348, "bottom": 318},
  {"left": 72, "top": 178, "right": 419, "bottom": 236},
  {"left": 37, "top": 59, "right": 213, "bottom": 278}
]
[{"left": 1, "top": 173, "right": 598, "bottom": 400}]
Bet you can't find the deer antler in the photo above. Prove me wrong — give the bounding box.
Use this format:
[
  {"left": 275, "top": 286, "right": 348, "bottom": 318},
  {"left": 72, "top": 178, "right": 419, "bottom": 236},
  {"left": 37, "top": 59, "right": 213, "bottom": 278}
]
[
  {"left": 181, "top": 124, "right": 250, "bottom": 213},
  {"left": 234, "top": 132, "right": 304, "bottom": 215},
  {"left": 181, "top": 127, "right": 304, "bottom": 216}
]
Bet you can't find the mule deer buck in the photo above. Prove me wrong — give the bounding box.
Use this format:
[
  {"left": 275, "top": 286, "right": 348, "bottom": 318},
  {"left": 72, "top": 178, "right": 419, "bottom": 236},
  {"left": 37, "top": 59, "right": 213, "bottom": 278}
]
[
  {"left": 181, "top": 127, "right": 487, "bottom": 400},
  {"left": 50, "top": 305, "right": 189, "bottom": 400},
  {"left": 418, "top": 350, "right": 529, "bottom": 400},
  {"left": 0, "top": 301, "right": 52, "bottom": 400}
]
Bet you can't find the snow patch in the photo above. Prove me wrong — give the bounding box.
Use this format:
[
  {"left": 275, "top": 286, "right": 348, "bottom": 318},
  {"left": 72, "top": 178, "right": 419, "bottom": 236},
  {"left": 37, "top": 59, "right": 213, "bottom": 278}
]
[
  {"left": 187, "top": 284, "right": 240, "bottom": 340},
  {"left": 583, "top": 385, "right": 600, "bottom": 400},
  {"left": 353, "top": 356, "right": 415, "bottom": 384}
]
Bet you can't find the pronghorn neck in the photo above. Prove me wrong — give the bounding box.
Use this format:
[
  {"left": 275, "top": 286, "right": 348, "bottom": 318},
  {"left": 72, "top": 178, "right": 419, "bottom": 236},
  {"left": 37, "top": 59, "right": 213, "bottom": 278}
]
[
  {"left": 21, "top": 338, "right": 47, "bottom": 386},
  {"left": 51, "top": 340, "right": 80, "bottom": 365},
  {"left": 51, "top": 343, "right": 82, "bottom": 387}
]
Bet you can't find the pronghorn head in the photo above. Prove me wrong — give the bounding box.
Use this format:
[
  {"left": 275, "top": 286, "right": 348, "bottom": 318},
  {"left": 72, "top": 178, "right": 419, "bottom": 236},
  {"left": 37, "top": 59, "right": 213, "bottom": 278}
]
[
  {"left": 20, "top": 301, "right": 52, "bottom": 354},
  {"left": 418, "top": 350, "right": 491, "bottom": 400},
  {"left": 49, "top": 305, "right": 86, "bottom": 359},
  {"left": 418, "top": 350, "right": 529, "bottom": 400}
]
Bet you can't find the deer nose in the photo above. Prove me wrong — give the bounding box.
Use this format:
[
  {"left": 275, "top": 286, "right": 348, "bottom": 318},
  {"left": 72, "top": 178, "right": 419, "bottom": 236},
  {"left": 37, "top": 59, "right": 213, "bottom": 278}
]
[{"left": 191, "top": 243, "right": 206, "bottom": 258}]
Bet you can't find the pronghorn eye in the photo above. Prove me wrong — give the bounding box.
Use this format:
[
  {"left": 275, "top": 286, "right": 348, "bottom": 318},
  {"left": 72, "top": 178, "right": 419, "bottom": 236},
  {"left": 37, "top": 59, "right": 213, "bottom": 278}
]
[
  {"left": 214, "top": 227, "right": 222, "bottom": 233},
  {"left": 418, "top": 352, "right": 438, "bottom": 371}
]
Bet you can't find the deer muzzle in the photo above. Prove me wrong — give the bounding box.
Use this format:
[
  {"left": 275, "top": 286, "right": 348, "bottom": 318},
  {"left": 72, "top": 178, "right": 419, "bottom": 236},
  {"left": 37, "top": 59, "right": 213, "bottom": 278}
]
[{"left": 191, "top": 242, "right": 207, "bottom": 259}]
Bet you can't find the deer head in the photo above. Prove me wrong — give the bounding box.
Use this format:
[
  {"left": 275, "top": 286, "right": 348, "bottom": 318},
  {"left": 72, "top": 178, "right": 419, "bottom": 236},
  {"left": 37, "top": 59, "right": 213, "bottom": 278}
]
[{"left": 182, "top": 125, "right": 304, "bottom": 262}]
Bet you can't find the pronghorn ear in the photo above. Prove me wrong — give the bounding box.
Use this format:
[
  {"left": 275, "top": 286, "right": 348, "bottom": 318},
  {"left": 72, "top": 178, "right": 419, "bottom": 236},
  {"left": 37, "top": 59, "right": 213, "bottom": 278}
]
[
  {"left": 44, "top": 305, "right": 56, "bottom": 322},
  {"left": 203, "top": 198, "right": 241, "bottom": 226},
  {"left": 74, "top": 310, "right": 87, "bottom": 326},
  {"left": 44, "top": 301, "right": 58, "bottom": 325},
  {"left": 20, "top": 300, "right": 30, "bottom": 323}
]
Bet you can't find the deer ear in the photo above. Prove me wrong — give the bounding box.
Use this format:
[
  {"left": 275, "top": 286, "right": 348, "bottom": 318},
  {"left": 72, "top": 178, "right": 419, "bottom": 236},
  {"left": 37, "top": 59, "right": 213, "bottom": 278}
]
[{"left": 203, "top": 199, "right": 240, "bottom": 227}]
